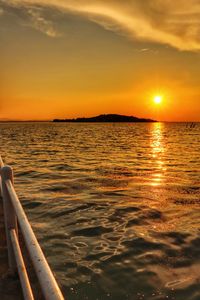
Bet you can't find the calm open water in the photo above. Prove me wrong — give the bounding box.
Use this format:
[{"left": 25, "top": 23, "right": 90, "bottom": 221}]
[{"left": 0, "top": 122, "right": 200, "bottom": 300}]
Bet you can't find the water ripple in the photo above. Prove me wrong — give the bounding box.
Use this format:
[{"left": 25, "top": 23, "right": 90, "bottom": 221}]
[{"left": 0, "top": 122, "right": 200, "bottom": 300}]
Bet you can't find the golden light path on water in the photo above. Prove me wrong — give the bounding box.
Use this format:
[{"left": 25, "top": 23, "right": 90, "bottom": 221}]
[{"left": 150, "top": 123, "right": 166, "bottom": 187}]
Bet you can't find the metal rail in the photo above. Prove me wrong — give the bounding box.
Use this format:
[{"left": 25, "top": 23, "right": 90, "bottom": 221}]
[
  {"left": 10, "top": 229, "right": 34, "bottom": 300},
  {"left": 0, "top": 155, "right": 4, "bottom": 168},
  {"left": 0, "top": 156, "right": 4, "bottom": 196},
  {"left": 0, "top": 157, "right": 65, "bottom": 300}
]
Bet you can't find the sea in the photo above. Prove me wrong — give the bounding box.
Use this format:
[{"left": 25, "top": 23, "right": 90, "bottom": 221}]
[{"left": 0, "top": 122, "right": 199, "bottom": 300}]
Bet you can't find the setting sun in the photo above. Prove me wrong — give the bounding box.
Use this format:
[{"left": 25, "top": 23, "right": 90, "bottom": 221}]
[
  {"left": 0, "top": 3, "right": 200, "bottom": 300},
  {"left": 153, "top": 95, "right": 163, "bottom": 105}
]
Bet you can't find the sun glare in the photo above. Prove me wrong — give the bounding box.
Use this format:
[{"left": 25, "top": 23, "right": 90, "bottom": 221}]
[{"left": 154, "top": 95, "right": 163, "bottom": 104}]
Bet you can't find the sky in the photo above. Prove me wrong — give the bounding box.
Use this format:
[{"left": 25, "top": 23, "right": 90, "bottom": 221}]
[{"left": 0, "top": 0, "right": 200, "bottom": 121}]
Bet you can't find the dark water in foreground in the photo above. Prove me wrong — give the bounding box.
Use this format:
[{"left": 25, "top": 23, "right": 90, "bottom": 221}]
[{"left": 0, "top": 122, "right": 200, "bottom": 300}]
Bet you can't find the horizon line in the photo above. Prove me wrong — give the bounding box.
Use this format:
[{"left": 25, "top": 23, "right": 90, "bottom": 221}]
[{"left": 0, "top": 120, "right": 199, "bottom": 123}]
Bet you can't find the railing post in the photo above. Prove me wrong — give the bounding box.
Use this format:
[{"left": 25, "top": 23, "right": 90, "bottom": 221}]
[
  {"left": 0, "top": 156, "right": 4, "bottom": 197},
  {"left": 0, "top": 175, "right": 2, "bottom": 197},
  {"left": 1, "top": 165, "right": 18, "bottom": 274}
]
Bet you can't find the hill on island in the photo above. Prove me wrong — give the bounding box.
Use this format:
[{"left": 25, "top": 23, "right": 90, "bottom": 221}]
[{"left": 53, "top": 114, "right": 156, "bottom": 123}]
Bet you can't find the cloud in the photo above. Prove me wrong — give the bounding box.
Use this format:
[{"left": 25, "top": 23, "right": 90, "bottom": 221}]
[
  {"left": 26, "top": 7, "right": 59, "bottom": 37},
  {"left": 0, "top": 0, "right": 60, "bottom": 37},
  {"left": 1, "top": 0, "right": 200, "bottom": 50}
]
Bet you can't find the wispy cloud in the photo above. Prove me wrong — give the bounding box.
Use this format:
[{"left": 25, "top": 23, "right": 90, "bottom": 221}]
[
  {"left": 1, "top": 0, "right": 200, "bottom": 50},
  {"left": 0, "top": 0, "right": 60, "bottom": 37},
  {"left": 26, "top": 7, "right": 59, "bottom": 37}
]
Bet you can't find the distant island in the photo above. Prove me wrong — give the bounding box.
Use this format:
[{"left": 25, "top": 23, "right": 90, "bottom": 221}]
[{"left": 53, "top": 114, "right": 156, "bottom": 123}]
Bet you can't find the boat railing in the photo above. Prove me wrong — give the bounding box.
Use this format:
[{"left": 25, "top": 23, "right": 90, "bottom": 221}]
[
  {"left": 0, "top": 156, "right": 64, "bottom": 300},
  {"left": 0, "top": 156, "right": 4, "bottom": 168}
]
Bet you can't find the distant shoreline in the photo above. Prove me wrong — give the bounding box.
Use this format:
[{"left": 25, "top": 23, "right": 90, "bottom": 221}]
[
  {"left": 53, "top": 114, "right": 157, "bottom": 123},
  {"left": 0, "top": 120, "right": 51, "bottom": 123},
  {"left": 0, "top": 116, "right": 199, "bottom": 123},
  {"left": 0, "top": 121, "right": 199, "bottom": 123}
]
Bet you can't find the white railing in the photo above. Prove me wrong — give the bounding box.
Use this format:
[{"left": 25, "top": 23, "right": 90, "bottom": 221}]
[
  {"left": 0, "top": 156, "right": 4, "bottom": 168},
  {"left": 0, "top": 156, "right": 65, "bottom": 300}
]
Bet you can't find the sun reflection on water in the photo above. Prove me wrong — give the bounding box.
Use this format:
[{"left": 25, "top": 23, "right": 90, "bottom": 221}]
[{"left": 150, "top": 123, "right": 166, "bottom": 186}]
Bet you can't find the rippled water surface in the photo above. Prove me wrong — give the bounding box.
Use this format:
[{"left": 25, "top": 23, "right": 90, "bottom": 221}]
[{"left": 0, "top": 122, "right": 200, "bottom": 300}]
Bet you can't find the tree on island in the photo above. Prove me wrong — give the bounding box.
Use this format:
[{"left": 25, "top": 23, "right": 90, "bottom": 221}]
[{"left": 53, "top": 114, "right": 156, "bottom": 123}]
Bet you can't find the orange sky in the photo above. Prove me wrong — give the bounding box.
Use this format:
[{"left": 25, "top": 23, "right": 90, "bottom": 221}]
[{"left": 0, "top": 0, "right": 200, "bottom": 121}]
